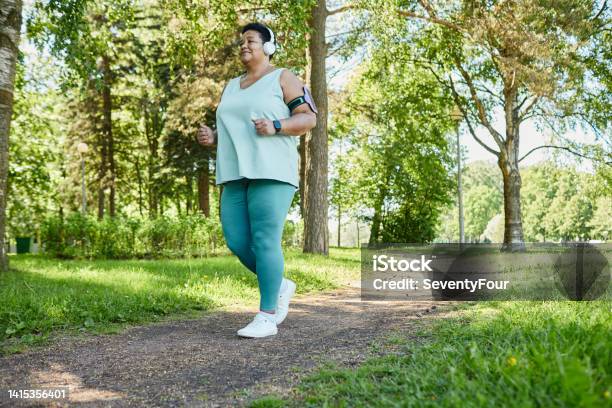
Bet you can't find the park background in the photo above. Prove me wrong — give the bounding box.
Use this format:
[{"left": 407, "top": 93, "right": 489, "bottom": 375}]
[
  {"left": 0, "top": 1, "right": 610, "bottom": 407},
  {"left": 1, "top": 0, "right": 610, "bottom": 257}
]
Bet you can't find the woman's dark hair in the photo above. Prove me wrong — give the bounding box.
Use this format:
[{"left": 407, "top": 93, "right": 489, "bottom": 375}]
[{"left": 241, "top": 22, "right": 275, "bottom": 60}]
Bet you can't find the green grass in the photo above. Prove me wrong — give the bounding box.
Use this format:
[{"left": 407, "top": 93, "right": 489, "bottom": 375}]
[
  {"left": 252, "top": 301, "right": 611, "bottom": 408},
  {"left": 0, "top": 248, "right": 361, "bottom": 354}
]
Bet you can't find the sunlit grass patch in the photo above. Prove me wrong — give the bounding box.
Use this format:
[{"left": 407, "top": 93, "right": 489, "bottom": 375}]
[
  {"left": 252, "top": 300, "right": 611, "bottom": 407},
  {"left": 1, "top": 248, "right": 360, "bottom": 354}
]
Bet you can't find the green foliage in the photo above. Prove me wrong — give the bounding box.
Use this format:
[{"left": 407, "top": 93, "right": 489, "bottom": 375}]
[
  {"left": 40, "top": 213, "right": 224, "bottom": 259},
  {"left": 330, "top": 47, "right": 456, "bottom": 243},
  {"left": 7, "top": 52, "right": 62, "bottom": 238},
  {"left": 523, "top": 162, "right": 610, "bottom": 241},
  {"left": 23, "top": 0, "right": 316, "bottom": 223},
  {"left": 249, "top": 396, "right": 285, "bottom": 408},
  {"left": 328, "top": 134, "right": 361, "bottom": 238},
  {"left": 370, "top": 0, "right": 612, "bottom": 138},
  {"left": 464, "top": 184, "right": 503, "bottom": 239},
  {"left": 457, "top": 161, "right": 504, "bottom": 241},
  {"left": 589, "top": 196, "right": 612, "bottom": 240},
  {"left": 18, "top": 0, "right": 610, "bottom": 251},
  {"left": 28, "top": 0, "right": 137, "bottom": 85},
  {"left": 364, "top": 0, "right": 611, "bottom": 247},
  {"left": 438, "top": 160, "right": 611, "bottom": 242},
  {"left": 161, "top": 0, "right": 315, "bottom": 72},
  {"left": 279, "top": 300, "right": 611, "bottom": 407},
  {"left": 521, "top": 162, "right": 558, "bottom": 242},
  {"left": 282, "top": 219, "right": 303, "bottom": 248}
]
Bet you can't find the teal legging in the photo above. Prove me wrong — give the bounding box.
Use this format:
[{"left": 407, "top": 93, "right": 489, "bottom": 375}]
[{"left": 220, "top": 178, "right": 296, "bottom": 311}]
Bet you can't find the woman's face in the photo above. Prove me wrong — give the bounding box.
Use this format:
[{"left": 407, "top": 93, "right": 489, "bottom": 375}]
[{"left": 239, "top": 30, "right": 266, "bottom": 64}]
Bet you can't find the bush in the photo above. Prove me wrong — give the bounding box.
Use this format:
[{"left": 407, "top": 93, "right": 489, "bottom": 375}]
[{"left": 40, "top": 213, "right": 224, "bottom": 259}]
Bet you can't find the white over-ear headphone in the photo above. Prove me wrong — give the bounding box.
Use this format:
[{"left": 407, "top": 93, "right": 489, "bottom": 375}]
[{"left": 262, "top": 26, "right": 276, "bottom": 56}]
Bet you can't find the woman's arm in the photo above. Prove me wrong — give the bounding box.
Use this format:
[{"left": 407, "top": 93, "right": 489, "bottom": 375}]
[
  {"left": 252, "top": 69, "right": 317, "bottom": 136},
  {"left": 197, "top": 82, "right": 227, "bottom": 146},
  {"left": 276, "top": 110, "right": 316, "bottom": 136},
  {"left": 279, "top": 70, "right": 317, "bottom": 135}
]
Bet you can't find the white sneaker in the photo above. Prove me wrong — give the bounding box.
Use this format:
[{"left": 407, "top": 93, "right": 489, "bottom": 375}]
[
  {"left": 275, "top": 279, "right": 296, "bottom": 325},
  {"left": 237, "top": 312, "right": 278, "bottom": 338}
]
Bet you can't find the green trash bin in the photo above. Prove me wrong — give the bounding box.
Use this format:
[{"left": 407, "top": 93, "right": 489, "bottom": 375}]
[{"left": 16, "top": 237, "right": 32, "bottom": 254}]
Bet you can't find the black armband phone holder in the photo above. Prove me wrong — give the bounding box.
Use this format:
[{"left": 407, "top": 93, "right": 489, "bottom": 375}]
[{"left": 287, "top": 86, "right": 318, "bottom": 114}]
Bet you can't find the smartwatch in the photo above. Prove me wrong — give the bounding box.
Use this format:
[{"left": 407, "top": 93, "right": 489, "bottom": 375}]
[{"left": 273, "top": 120, "right": 282, "bottom": 134}]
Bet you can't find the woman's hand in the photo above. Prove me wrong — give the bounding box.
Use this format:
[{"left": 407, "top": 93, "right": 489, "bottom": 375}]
[
  {"left": 197, "top": 125, "right": 215, "bottom": 146},
  {"left": 252, "top": 119, "right": 276, "bottom": 136}
]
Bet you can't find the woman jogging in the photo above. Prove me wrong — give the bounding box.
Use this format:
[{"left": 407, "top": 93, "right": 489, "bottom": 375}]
[{"left": 197, "top": 22, "right": 317, "bottom": 338}]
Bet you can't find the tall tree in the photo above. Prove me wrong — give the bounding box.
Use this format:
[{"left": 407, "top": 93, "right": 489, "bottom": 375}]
[
  {"left": 304, "top": 0, "right": 330, "bottom": 254},
  {"left": 368, "top": 0, "right": 610, "bottom": 251},
  {"left": 0, "top": 0, "right": 23, "bottom": 272},
  {"left": 303, "top": 0, "right": 364, "bottom": 254},
  {"left": 29, "top": 0, "right": 139, "bottom": 218}
]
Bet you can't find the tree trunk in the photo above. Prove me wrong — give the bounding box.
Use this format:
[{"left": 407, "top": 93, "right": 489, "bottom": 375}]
[
  {"left": 197, "top": 157, "right": 210, "bottom": 217},
  {"left": 0, "top": 0, "right": 23, "bottom": 272},
  {"left": 135, "top": 155, "right": 144, "bottom": 216},
  {"left": 144, "top": 100, "right": 159, "bottom": 219},
  {"left": 147, "top": 159, "right": 157, "bottom": 218},
  {"left": 499, "top": 143, "right": 525, "bottom": 252},
  {"left": 303, "top": 0, "right": 329, "bottom": 255},
  {"left": 369, "top": 198, "right": 383, "bottom": 245},
  {"left": 101, "top": 54, "right": 115, "bottom": 217},
  {"left": 186, "top": 175, "right": 193, "bottom": 214},
  {"left": 337, "top": 202, "right": 341, "bottom": 247},
  {"left": 368, "top": 180, "right": 388, "bottom": 245},
  {"left": 456, "top": 126, "right": 465, "bottom": 243},
  {"left": 299, "top": 38, "right": 311, "bottom": 219},
  {"left": 97, "top": 121, "right": 107, "bottom": 219},
  {"left": 498, "top": 82, "right": 525, "bottom": 252}
]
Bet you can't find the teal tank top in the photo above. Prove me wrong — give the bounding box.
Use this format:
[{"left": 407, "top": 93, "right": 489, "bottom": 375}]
[{"left": 215, "top": 68, "right": 299, "bottom": 188}]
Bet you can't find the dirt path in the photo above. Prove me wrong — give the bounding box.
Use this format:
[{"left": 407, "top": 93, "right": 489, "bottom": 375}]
[{"left": 0, "top": 286, "right": 447, "bottom": 407}]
